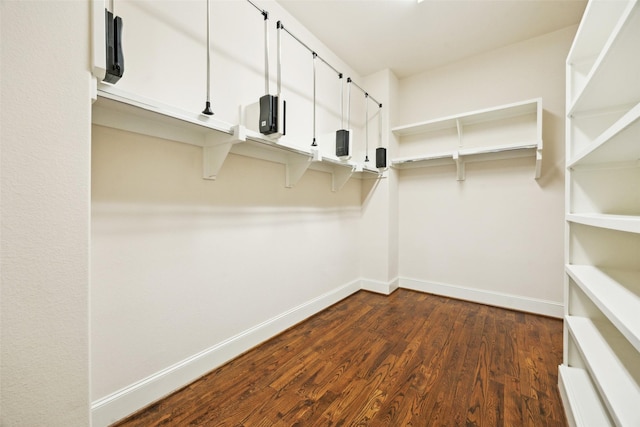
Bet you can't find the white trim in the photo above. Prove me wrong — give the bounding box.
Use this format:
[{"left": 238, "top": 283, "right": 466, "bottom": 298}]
[
  {"left": 92, "top": 277, "right": 563, "bottom": 425},
  {"left": 360, "top": 277, "right": 399, "bottom": 295},
  {"left": 91, "top": 279, "right": 360, "bottom": 427},
  {"left": 399, "top": 277, "right": 563, "bottom": 318}
]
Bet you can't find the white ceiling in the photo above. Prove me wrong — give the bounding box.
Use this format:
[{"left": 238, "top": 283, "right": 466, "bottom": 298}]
[{"left": 276, "top": 0, "right": 587, "bottom": 79}]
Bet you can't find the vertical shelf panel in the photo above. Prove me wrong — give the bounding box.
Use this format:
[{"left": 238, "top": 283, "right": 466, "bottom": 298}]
[{"left": 562, "top": 2, "right": 640, "bottom": 426}]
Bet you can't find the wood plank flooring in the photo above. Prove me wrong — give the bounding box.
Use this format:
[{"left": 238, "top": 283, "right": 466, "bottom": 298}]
[{"left": 113, "top": 290, "right": 566, "bottom": 426}]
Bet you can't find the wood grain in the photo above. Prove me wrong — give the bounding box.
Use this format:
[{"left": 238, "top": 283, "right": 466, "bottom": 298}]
[{"left": 113, "top": 290, "right": 567, "bottom": 426}]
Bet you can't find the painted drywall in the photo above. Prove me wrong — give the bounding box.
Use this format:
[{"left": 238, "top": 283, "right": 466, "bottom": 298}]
[
  {"left": 396, "top": 26, "right": 576, "bottom": 311},
  {"left": 91, "top": 126, "right": 362, "bottom": 397},
  {"left": 359, "top": 69, "right": 400, "bottom": 291},
  {"left": 0, "top": 1, "right": 91, "bottom": 425},
  {"left": 89, "top": 0, "right": 379, "bottom": 423}
]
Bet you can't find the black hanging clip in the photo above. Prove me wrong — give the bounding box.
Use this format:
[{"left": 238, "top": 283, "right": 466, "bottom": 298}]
[{"left": 104, "top": 9, "right": 124, "bottom": 84}]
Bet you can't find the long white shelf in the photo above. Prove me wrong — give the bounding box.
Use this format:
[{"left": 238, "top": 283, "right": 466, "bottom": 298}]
[
  {"left": 558, "top": 365, "right": 613, "bottom": 427},
  {"left": 391, "top": 98, "right": 539, "bottom": 136},
  {"left": 392, "top": 141, "right": 541, "bottom": 180},
  {"left": 92, "top": 88, "right": 236, "bottom": 146},
  {"left": 458, "top": 141, "right": 540, "bottom": 172},
  {"left": 566, "top": 316, "right": 640, "bottom": 427},
  {"left": 567, "top": 213, "right": 640, "bottom": 234},
  {"left": 92, "top": 85, "right": 381, "bottom": 190},
  {"left": 391, "top": 98, "right": 542, "bottom": 180},
  {"left": 391, "top": 151, "right": 456, "bottom": 169},
  {"left": 568, "top": 1, "right": 640, "bottom": 115},
  {"left": 566, "top": 265, "right": 640, "bottom": 353}
]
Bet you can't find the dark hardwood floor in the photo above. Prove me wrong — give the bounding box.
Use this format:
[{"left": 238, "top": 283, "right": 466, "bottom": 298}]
[{"left": 113, "top": 289, "right": 567, "bottom": 426}]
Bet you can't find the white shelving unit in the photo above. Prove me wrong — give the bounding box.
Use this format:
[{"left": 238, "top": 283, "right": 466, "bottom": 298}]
[
  {"left": 92, "top": 85, "right": 382, "bottom": 191},
  {"left": 390, "top": 98, "right": 543, "bottom": 180},
  {"left": 561, "top": 1, "right": 640, "bottom": 426}
]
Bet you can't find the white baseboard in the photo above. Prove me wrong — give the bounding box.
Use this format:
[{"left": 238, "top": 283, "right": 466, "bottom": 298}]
[
  {"left": 399, "top": 277, "right": 563, "bottom": 318},
  {"left": 91, "top": 279, "right": 361, "bottom": 427},
  {"left": 92, "top": 276, "right": 562, "bottom": 425},
  {"left": 360, "top": 277, "right": 399, "bottom": 295}
]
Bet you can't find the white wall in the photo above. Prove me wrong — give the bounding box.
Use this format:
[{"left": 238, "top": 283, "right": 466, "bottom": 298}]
[
  {"left": 359, "top": 69, "right": 400, "bottom": 293},
  {"left": 396, "top": 26, "right": 576, "bottom": 315},
  {"left": 0, "top": 1, "right": 91, "bottom": 425},
  {"left": 91, "top": 126, "right": 362, "bottom": 400},
  {"left": 90, "top": 1, "right": 375, "bottom": 424}
]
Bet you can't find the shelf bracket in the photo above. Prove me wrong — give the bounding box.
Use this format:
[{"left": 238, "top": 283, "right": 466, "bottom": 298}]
[
  {"left": 332, "top": 165, "right": 355, "bottom": 192},
  {"left": 202, "top": 125, "right": 246, "bottom": 180},
  {"left": 453, "top": 152, "right": 465, "bottom": 181},
  {"left": 456, "top": 119, "right": 463, "bottom": 147},
  {"left": 285, "top": 154, "right": 312, "bottom": 188},
  {"left": 535, "top": 148, "right": 542, "bottom": 179}
]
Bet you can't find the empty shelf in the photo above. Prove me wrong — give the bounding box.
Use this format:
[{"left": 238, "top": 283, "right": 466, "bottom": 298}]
[
  {"left": 566, "top": 316, "right": 640, "bottom": 427},
  {"left": 558, "top": 365, "right": 613, "bottom": 427},
  {"left": 567, "top": 213, "right": 640, "bottom": 234},
  {"left": 566, "top": 265, "right": 640, "bottom": 353}
]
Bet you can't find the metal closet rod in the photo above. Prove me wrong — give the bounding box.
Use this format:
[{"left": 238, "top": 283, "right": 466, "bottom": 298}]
[
  {"left": 246, "top": 0, "right": 268, "bottom": 18},
  {"left": 276, "top": 21, "right": 342, "bottom": 78},
  {"left": 347, "top": 77, "right": 382, "bottom": 108}
]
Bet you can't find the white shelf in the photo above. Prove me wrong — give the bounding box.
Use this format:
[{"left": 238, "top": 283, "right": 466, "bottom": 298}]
[
  {"left": 391, "top": 98, "right": 542, "bottom": 180},
  {"left": 563, "top": 2, "right": 640, "bottom": 425},
  {"left": 567, "top": 0, "right": 629, "bottom": 65},
  {"left": 392, "top": 141, "right": 541, "bottom": 180},
  {"left": 92, "top": 87, "right": 236, "bottom": 147},
  {"left": 566, "top": 316, "right": 640, "bottom": 427},
  {"left": 558, "top": 365, "right": 613, "bottom": 427},
  {"left": 569, "top": 100, "right": 640, "bottom": 168},
  {"left": 391, "top": 98, "right": 539, "bottom": 136},
  {"left": 391, "top": 151, "right": 456, "bottom": 169},
  {"left": 566, "top": 265, "right": 640, "bottom": 353},
  {"left": 567, "top": 213, "right": 640, "bottom": 234},
  {"left": 566, "top": 0, "right": 632, "bottom": 111},
  {"left": 568, "top": 1, "right": 640, "bottom": 115},
  {"left": 92, "top": 85, "right": 381, "bottom": 190}
]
